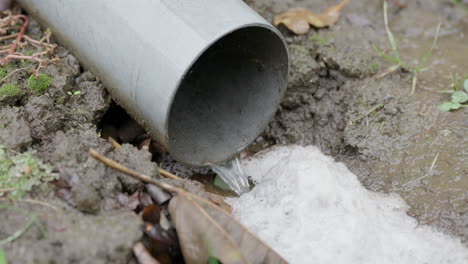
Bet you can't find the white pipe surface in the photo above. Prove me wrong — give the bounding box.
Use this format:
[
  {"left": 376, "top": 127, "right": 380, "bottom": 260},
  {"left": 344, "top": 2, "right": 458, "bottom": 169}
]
[{"left": 18, "top": 0, "right": 289, "bottom": 166}]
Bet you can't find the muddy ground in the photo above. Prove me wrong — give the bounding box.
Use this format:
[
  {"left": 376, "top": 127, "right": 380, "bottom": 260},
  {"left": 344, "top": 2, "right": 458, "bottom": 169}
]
[
  {"left": 250, "top": 0, "right": 468, "bottom": 244},
  {"left": 0, "top": 0, "right": 467, "bottom": 263}
]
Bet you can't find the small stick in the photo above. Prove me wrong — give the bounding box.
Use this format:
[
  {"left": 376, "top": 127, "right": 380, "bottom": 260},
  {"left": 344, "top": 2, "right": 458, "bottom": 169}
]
[
  {"left": 402, "top": 152, "right": 440, "bottom": 186},
  {"left": 21, "top": 198, "right": 60, "bottom": 211},
  {"left": 107, "top": 137, "right": 122, "bottom": 149},
  {"left": 89, "top": 149, "right": 180, "bottom": 193},
  {"left": 0, "top": 188, "right": 15, "bottom": 193},
  {"left": 89, "top": 149, "right": 232, "bottom": 213},
  {"left": 346, "top": 103, "right": 384, "bottom": 130},
  {"left": 106, "top": 138, "right": 181, "bottom": 180},
  {"left": 159, "top": 169, "right": 182, "bottom": 180},
  {"left": 0, "top": 198, "right": 60, "bottom": 211}
]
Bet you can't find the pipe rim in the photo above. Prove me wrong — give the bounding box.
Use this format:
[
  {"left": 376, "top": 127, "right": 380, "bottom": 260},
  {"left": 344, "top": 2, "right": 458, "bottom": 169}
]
[{"left": 166, "top": 22, "right": 290, "bottom": 167}]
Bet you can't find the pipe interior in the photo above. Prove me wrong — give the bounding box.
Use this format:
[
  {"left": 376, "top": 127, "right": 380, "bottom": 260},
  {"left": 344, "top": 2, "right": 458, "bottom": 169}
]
[{"left": 168, "top": 26, "right": 288, "bottom": 166}]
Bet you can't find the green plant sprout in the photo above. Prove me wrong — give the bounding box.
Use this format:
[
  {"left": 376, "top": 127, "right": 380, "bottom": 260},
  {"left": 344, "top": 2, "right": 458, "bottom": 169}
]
[
  {"left": 438, "top": 78, "right": 468, "bottom": 112},
  {"left": 0, "top": 84, "right": 20, "bottom": 97},
  {"left": 207, "top": 256, "right": 220, "bottom": 264},
  {"left": 442, "top": 72, "right": 468, "bottom": 93},
  {"left": 0, "top": 247, "right": 6, "bottom": 264},
  {"left": 373, "top": 1, "right": 441, "bottom": 95},
  {"left": 67, "top": 91, "right": 81, "bottom": 96},
  {"left": 27, "top": 73, "right": 51, "bottom": 94},
  {"left": 0, "top": 145, "right": 58, "bottom": 199},
  {"left": 452, "top": 0, "right": 468, "bottom": 13}
]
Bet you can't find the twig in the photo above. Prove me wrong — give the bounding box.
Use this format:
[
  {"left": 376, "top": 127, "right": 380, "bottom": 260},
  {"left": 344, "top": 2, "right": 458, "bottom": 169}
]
[
  {"left": 21, "top": 198, "right": 60, "bottom": 211},
  {"left": 106, "top": 138, "right": 181, "bottom": 180},
  {"left": 159, "top": 169, "right": 182, "bottom": 180},
  {"left": 0, "top": 198, "right": 60, "bottom": 211},
  {"left": 89, "top": 149, "right": 232, "bottom": 213},
  {"left": 373, "top": 65, "right": 399, "bottom": 79},
  {"left": 89, "top": 149, "right": 180, "bottom": 193},
  {"left": 108, "top": 137, "right": 122, "bottom": 149},
  {"left": 348, "top": 103, "right": 384, "bottom": 126},
  {"left": 402, "top": 152, "right": 440, "bottom": 186},
  {"left": 0, "top": 188, "right": 15, "bottom": 193}
]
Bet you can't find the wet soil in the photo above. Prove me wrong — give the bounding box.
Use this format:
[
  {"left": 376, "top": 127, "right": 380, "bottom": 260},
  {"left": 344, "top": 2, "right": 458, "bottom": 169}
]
[
  {"left": 1, "top": 0, "right": 467, "bottom": 263},
  {"left": 0, "top": 17, "right": 160, "bottom": 263},
  {"left": 248, "top": 0, "right": 468, "bottom": 244}
]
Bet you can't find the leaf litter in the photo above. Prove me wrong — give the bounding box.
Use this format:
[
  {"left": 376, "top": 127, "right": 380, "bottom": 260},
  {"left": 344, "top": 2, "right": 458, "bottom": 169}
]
[
  {"left": 274, "top": 0, "right": 350, "bottom": 34},
  {"left": 90, "top": 149, "right": 287, "bottom": 264}
]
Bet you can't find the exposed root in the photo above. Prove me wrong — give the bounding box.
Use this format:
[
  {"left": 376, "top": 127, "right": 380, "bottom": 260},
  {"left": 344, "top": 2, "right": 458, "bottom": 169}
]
[{"left": 0, "top": 11, "right": 59, "bottom": 75}]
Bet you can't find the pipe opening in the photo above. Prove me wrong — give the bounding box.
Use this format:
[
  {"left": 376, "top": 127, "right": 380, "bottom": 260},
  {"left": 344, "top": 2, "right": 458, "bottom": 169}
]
[{"left": 168, "top": 26, "right": 289, "bottom": 166}]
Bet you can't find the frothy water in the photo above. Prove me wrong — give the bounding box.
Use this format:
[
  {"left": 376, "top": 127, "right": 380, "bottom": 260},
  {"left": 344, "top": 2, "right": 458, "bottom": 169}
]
[
  {"left": 228, "top": 145, "right": 468, "bottom": 263},
  {"left": 210, "top": 156, "right": 250, "bottom": 195}
]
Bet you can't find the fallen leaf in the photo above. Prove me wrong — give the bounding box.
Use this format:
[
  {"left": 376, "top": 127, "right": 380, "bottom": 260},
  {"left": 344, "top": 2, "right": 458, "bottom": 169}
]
[
  {"left": 168, "top": 194, "right": 287, "bottom": 264},
  {"left": 274, "top": 0, "right": 350, "bottom": 34},
  {"left": 89, "top": 149, "right": 281, "bottom": 263},
  {"left": 142, "top": 204, "right": 162, "bottom": 224},
  {"left": 133, "top": 242, "right": 160, "bottom": 264},
  {"left": 143, "top": 222, "right": 179, "bottom": 247}
]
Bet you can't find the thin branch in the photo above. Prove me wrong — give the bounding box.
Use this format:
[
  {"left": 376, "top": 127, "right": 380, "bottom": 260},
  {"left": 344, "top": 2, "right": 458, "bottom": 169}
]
[
  {"left": 106, "top": 138, "right": 182, "bottom": 180},
  {"left": 402, "top": 152, "right": 440, "bottom": 186},
  {"left": 89, "top": 149, "right": 232, "bottom": 213},
  {"left": 107, "top": 137, "right": 122, "bottom": 149},
  {"left": 89, "top": 149, "right": 180, "bottom": 193},
  {"left": 159, "top": 169, "right": 182, "bottom": 180}
]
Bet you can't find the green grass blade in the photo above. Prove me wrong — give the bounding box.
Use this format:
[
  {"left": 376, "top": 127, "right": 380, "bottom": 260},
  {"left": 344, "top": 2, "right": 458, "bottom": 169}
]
[
  {"left": 0, "top": 219, "right": 35, "bottom": 246},
  {"left": 372, "top": 45, "right": 400, "bottom": 64},
  {"left": 419, "top": 22, "right": 441, "bottom": 68},
  {"left": 0, "top": 248, "right": 7, "bottom": 264},
  {"left": 383, "top": 1, "right": 401, "bottom": 61}
]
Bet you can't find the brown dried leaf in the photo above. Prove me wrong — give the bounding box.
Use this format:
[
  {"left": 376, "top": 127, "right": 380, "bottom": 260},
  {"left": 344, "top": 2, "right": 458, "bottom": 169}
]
[
  {"left": 274, "top": 0, "right": 350, "bottom": 34},
  {"left": 168, "top": 194, "right": 287, "bottom": 264}
]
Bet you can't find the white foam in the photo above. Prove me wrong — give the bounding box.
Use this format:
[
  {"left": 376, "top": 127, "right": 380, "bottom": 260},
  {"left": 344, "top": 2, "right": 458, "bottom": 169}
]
[{"left": 228, "top": 145, "right": 468, "bottom": 264}]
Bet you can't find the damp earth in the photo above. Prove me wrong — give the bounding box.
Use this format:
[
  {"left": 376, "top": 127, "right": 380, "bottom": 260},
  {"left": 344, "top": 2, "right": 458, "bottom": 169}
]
[{"left": 0, "top": 0, "right": 467, "bottom": 263}]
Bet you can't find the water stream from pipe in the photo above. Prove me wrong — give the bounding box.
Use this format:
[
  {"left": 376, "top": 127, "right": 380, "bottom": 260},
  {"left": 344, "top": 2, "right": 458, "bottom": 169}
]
[{"left": 210, "top": 155, "right": 250, "bottom": 195}]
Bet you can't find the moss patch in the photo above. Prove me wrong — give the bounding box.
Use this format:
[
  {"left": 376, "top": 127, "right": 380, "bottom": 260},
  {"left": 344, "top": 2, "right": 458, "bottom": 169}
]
[
  {"left": 27, "top": 74, "right": 51, "bottom": 94},
  {"left": 0, "top": 83, "right": 20, "bottom": 97}
]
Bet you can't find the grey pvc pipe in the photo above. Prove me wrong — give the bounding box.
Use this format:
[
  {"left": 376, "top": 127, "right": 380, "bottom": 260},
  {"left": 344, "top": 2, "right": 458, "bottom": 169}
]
[{"left": 18, "top": 0, "right": 290, "bottom": 166}]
